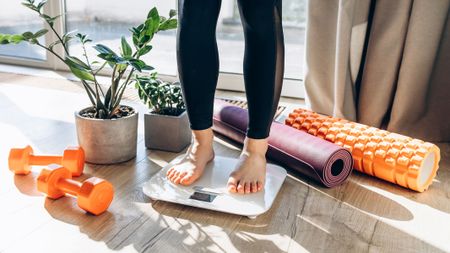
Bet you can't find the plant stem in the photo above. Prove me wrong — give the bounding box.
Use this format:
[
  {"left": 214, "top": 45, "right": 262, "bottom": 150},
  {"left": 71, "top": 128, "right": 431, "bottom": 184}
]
[
  {"left": 110, "top": 65, "right": 118, "bottom": 109},
  {"left": 44, "top": 18, "right": 70, "bottom": 55},
  {"left": 94, "top": 61, "right": 107, "bottom": 75},
  {"left": 36, "top": 42, "right": 65, "bottom": 63},
  {"left": 81, "top": 42, "right": 104, "bottom": 97}
]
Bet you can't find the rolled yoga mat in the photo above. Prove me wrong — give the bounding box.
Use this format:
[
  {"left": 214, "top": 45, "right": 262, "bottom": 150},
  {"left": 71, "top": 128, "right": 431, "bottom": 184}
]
[
  {"left": 213, "top": 99, "right": 354, "bottom": 187},
  {"left": 285, "top": 108, "right": 441, "bottom": 192}
]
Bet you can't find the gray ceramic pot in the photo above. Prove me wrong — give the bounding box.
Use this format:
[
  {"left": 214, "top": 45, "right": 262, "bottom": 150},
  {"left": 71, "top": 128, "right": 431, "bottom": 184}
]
[
  {"left": 75, "top": 106, "right": 138, "bottom": 164},
  {"left": 144, "top": 110, "right": 192, "bottom": 152}
]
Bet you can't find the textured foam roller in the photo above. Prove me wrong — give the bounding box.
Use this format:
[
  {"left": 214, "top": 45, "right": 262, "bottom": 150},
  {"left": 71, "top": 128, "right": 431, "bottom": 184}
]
[
  {"left": 213, "top": 99, "right": 354, "bottom": 187},
  {"left": 285, "top": 108, "right": 441, "bottom": 192}
]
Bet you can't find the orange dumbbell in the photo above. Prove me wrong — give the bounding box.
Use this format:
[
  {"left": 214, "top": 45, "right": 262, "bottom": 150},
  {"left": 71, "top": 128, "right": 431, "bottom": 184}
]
[
  {"left": 8, "top": 146, "right": 85, "bottom": 176},
  {"left": 37, "top": 164, "right": 114, "bottom": 215}
]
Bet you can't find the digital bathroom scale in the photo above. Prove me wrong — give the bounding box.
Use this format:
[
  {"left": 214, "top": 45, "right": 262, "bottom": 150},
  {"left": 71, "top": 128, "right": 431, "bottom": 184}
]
[{"left": 143, "top": 156, "right": 287, "bottom": 219}]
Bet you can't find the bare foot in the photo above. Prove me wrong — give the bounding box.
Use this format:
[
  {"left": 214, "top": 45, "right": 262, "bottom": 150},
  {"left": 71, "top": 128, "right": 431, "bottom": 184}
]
[
  {"left": 166, "top": 128, "right": 215, "bottom": 185},
  {"left": 227, "top": 137, "right": 268, "bottom": 194}
]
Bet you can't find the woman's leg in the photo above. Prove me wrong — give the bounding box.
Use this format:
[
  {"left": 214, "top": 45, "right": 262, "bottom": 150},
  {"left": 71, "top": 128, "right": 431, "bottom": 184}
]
[
  {"left": 228, "top": 0, "right": 285, "bottom": 194},
  {"left": 167, "top": 0, "right": 222, "bottom": 185}
]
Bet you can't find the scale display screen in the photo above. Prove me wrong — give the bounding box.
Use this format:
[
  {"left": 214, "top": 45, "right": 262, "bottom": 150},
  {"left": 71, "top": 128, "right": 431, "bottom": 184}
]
[{"left": 189, "top": 191, "right": 217, "bottom": 203}]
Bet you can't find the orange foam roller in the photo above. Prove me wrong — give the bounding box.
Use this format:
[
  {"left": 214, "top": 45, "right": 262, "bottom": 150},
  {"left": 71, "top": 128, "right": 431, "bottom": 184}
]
[{"left": 285, "top": 109, "right": 441, "bottom": 192}]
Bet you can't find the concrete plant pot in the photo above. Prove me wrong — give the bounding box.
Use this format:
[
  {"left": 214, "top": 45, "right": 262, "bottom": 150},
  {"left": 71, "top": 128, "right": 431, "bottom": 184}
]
[
  {"left": 75, "top": 106, "right": 138, "bottom": 164},
  {"left": 144, "top": 110, "right": 192, "bottom": 152}
]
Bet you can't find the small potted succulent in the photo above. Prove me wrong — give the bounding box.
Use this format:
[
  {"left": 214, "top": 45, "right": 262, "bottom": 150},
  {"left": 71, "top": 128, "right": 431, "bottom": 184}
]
[
  {"left": 135, "top": 72, "right": 192, "bottom": 152},
  {"left": 0, "top": 0, "right": 177, "bottom": 163}
]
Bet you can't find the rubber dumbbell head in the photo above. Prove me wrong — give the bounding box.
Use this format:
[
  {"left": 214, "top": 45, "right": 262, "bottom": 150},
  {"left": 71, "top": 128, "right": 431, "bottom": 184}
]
[
  {"left": 8, "top": 146, "right": 85, "bottom": 176},
  {"left": 61, "top": 147, "right": 85, "bottom": 176},
  {"left": 37, "top": 164, "right": 114, "bottom": 215}
]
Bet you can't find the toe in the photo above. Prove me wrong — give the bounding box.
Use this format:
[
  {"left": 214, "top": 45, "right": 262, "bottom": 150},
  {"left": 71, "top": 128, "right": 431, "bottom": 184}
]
[
  {"left": 166, "top": 168, "right": 174, "bottom": 177},
  {"left": 227, "top": 176, "right": 238, "bottom": 193},
  {"left": 180, "top": 172, "right": 194, "bottom": 185},
  {"left": 174, "top": 172, "right": 187, "bottom": 184},
  {"left": 251, "top": 181, "right": 257, "bottom": 193},
  {"left": 257, "top": 181, "right": 264, "bottom": 191},
  {"left": 244, "top": 182, "right": 251, "bottom": 194},
  {"left": 237, "top": 182, "right": 245, "bottom": 194},
  {"left": 170, "top": 171, "right": 180, "bottom": 182},
  {"left": 179, "top": 173, "right": 190, "bottom": 185},
  {"left": 167, "top": 170, "right": 176, "bottom": 180},
  {"left": 228, "top": 185, "right": 237, "bottom": 193}
]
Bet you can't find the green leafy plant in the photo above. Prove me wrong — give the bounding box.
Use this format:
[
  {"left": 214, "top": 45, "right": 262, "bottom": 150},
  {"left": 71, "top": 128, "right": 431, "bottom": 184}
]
[
  {"left": 0, "top": 0, "right": 178, "bottom": 119},
  {"left": 135, "top": 72, "right": 186, "bottom": 116}
]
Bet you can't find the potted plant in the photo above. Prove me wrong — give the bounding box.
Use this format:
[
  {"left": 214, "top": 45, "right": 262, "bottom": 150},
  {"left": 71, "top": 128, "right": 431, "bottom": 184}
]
[
  {"left": 0, "top": 0, "right": 178, "bottom": 163},
  {"left": 135, "top": 72, "right": 192, "bottom": 152}
]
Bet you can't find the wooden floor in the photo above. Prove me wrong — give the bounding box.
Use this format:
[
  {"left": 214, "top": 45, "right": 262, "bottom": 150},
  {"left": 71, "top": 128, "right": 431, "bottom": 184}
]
[{"left": 0, "top": 71, "right": 449, "bottom": 253}]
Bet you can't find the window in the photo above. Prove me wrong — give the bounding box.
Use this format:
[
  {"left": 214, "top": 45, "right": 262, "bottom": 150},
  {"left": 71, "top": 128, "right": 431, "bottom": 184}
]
[
  {"left": 65, "top": 0, "right": 178, "bottom": 75},
  {"left": 0, "top": 0, "right": 307, "bottom": 98},
  {"left": 225, "top": 0, "right": 307, "bottom": 79},
  {"left": 0, "top": 0, "right": 46, "bottom": 60}
]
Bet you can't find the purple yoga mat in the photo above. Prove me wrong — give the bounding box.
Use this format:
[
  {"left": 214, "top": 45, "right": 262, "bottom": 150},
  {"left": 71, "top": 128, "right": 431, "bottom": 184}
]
[{"left": 213, "top": 99, "right": 353, "bottom": 187}]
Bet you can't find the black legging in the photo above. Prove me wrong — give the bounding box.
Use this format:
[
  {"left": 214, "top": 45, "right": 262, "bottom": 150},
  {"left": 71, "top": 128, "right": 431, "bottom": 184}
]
[{"left": 177, "top": 0, "right": 285, "bottom": 139}]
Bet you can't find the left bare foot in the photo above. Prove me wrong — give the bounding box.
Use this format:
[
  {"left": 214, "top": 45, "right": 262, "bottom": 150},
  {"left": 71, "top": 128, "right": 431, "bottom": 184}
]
[{"left": 227, "top": 137, "right": 268, "bottom": 194}]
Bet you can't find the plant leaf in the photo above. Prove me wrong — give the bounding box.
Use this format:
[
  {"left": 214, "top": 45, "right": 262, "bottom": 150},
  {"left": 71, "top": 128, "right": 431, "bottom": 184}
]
[
  {"left": 145, "top": 8, "right": 160, "bottom": 37},
  {"left": 33, "top": 28, "right": 48, "bottom": 38},
  {"left": 65, "top": 57, "right": 95, "bottom": 81},
  {"left": 129, "top": 59, "right": 144, "bottom": 72},
  {"left": 65, "top": 56, "right": 90, "bottom": 70},
  {"left": 121, "top": 36, "right": 132, "bottom": 57},
  {"left": 138, "top": 45, "right": 152, "bottom": 56},
  {"left": 104, "top": 87, "right": 112, "bottom": 108},
  {"left": 37, "top": 0, "right": 47, "bottom": 11},
  {"left": 22, "top": 31, "right": 34, "bottom": 40},
  {"left": 159, "top": 19, "right": 178, "bottom": 31},
  {"left": 9, "top": 35, "right": 25, "bottom": 44},
  {"left": 93, "top": 44, "right": 115, "bottom": 55},
  {"left": 169, "top": 9, "right": 177, "bottom": 18},
  {"left": 147, "top": 7, "right": 159, "bottom": 19},
  {"left": 69, "top": 66, "right": 95, "bottom": 81}
]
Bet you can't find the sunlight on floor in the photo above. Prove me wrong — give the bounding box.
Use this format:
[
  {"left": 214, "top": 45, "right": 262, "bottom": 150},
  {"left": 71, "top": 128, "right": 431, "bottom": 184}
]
[
  {"left": 297, "top": 215, "right": 331, "bottom": 234},
  {"left": 357, "top": 184, "right": 450, "bottom": 252},
  {"left": 0, "top": 84, "right": 89, "bottom": 124}
]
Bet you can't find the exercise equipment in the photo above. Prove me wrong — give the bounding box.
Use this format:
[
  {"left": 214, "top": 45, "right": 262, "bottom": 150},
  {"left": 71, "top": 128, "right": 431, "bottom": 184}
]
[
  {"left": 212, "top": 99, "right": 354, "bottom": 188},
  {"left": 285, "top": 108, "right": 441, "bottom": 192},
  {"left": 37, "top": 164, "right": 114, "bottom": 215},
  {"left": 143, "top": 155, "right": 287, "bottom": 219},
  {"left": 8, "top": 146, "right": 85, "bottom": 176}
]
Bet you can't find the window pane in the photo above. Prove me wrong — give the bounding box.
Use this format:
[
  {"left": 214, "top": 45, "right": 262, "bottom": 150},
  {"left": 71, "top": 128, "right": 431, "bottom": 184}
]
[
  {"left": 228, "top": 0, "right": 306, "bottom": 79},
  {"left": 65, "top": 0, "right": 177, "bottom": 75},
  {"left": 0, "top": 1, "right": 46, "bottom": 60},
  {"left": 65, "top": 0, "right": 306, "bottom": 79}
]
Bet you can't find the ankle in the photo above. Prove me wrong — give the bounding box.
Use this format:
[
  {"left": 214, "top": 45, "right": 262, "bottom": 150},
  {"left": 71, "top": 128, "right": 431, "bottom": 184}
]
[
  {"left": 242, "top": 137, "right": 268, "bottom": 157},
  {"left": 192, "top": 128, "right": 214, "bottom": 146}
]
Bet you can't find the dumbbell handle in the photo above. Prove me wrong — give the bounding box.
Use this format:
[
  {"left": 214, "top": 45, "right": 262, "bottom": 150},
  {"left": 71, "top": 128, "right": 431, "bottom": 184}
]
[
  {"left": 28, "top": 155, "right": 63, "bottom": 166},
  {"left": 56, "top": 177, "right": 82, "bottom": 197}
]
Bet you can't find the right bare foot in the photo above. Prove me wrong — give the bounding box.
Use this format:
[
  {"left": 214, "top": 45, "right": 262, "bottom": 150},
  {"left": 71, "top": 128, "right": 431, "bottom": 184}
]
[{"left": 166, "top": 128, "right": 215, "bottom": 185}]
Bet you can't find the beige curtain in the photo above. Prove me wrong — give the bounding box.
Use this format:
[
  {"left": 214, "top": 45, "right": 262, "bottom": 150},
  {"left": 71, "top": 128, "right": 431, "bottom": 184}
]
[{"left": 304, "top": 0, "right": 450, "bottom": 142}]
